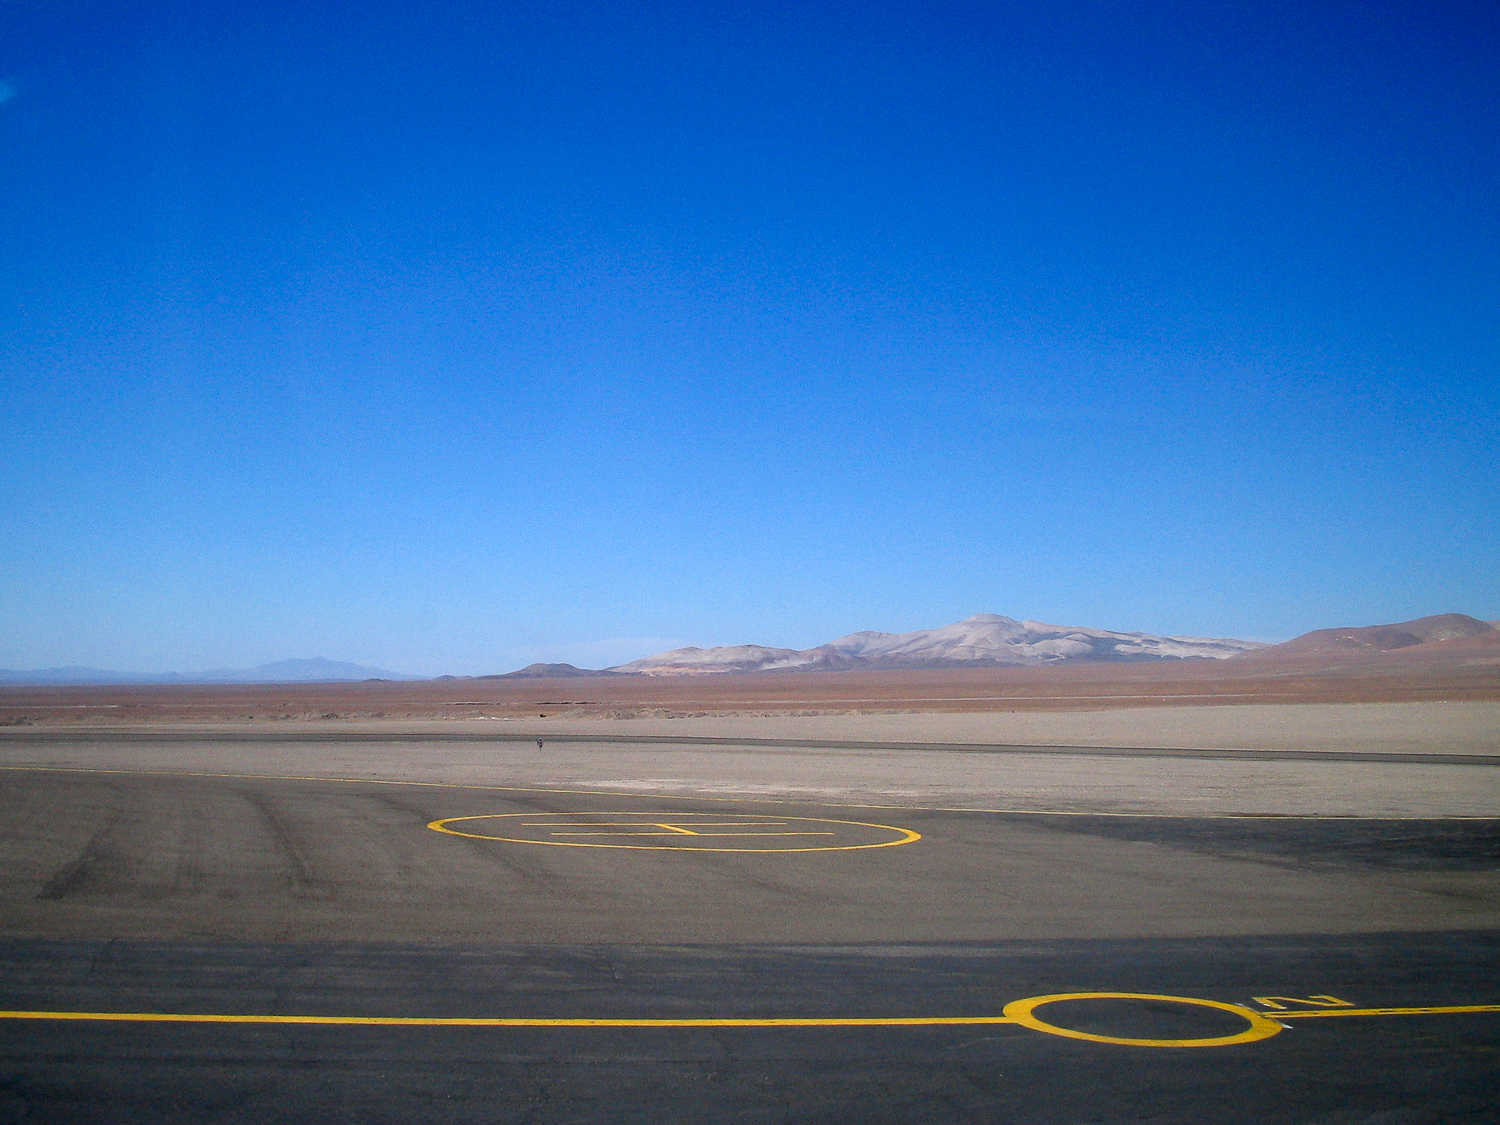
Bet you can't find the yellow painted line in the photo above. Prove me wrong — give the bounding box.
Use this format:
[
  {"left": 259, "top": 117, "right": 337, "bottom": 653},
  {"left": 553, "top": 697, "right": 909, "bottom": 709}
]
[
  {"left": 0, "top": 999, "right": 1495, "bottom": 1041},
  {"left": 1276, "top": 1004, "right": 1500, "bottom": 1019},
  {"left": 0, "top": 1011, "right": 1015, "bottom": 1028},
  {"left": 0, "top": 764, "right": 1493, "bottom": 820}
]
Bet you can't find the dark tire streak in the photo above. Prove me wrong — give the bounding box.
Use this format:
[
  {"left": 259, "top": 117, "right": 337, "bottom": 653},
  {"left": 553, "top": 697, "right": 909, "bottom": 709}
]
[
  {"left": 36, "top": 827, "right": 115, "bottom": 901},
  {"left": 237, "top": 791, "right": 326, "bottom": 902},
  {"left": 33, "top": 780, "right": 134, "bottom": 902}
]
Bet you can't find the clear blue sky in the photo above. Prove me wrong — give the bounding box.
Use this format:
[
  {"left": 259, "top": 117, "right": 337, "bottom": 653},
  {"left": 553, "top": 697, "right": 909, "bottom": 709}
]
[{"left": 2, "top": 0, "right": 1496, "bottom": 675}]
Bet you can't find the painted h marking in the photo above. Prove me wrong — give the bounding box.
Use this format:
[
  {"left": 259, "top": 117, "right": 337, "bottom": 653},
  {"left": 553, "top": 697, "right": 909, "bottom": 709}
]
[
  {"left": 523, "top": 820, "right": 833, "bottom": 838},
  {"left": 1253, "top": 995, "right": 1354, "bottom": 1011}
]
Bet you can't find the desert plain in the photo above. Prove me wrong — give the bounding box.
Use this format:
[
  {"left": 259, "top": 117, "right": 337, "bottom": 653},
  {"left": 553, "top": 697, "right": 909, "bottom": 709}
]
[{"left": 4, "top": 651, "right": 1497, "bottom": 818}]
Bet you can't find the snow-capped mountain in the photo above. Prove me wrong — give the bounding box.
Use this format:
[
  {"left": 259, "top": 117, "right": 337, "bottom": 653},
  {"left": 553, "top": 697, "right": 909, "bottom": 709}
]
[
  {"left": 607, "top": 614, "right": 1264, "bottom": 675},
  {"left": 607, "top": 644, "right": 865, "bottom": 676}
]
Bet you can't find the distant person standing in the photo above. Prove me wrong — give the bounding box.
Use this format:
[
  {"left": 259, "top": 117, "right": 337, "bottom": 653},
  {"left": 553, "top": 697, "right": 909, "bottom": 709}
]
[{"left": 537, "top": 738, "right": 544, "bottom": 749}]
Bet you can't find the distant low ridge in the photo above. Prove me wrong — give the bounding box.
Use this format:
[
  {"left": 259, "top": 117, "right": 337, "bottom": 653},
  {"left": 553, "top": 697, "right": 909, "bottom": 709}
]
[
  {"left": 0, "top": 657, "right": 422, "bottom": 685},
  {"left": 483, "top": 662, "right": 617, "bottom": 679},
  {"left": 599, "top": 614, "right": 1265, "bottom": 676}
]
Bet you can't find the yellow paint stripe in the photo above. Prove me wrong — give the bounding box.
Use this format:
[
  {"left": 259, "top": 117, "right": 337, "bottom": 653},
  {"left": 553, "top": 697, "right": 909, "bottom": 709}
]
[
  {"left": 1, "top": 764, "right": 1491, "bottom": 820},
  {"left": 1275, "top": 1004, "right": 1500, "bottom": 1019},
  {"left": 0, "top": 1003, "right": 1495, "bottom": 1032},
  {"left": 0, "top": 1011, "right": 1015, "bottom": 1028}
]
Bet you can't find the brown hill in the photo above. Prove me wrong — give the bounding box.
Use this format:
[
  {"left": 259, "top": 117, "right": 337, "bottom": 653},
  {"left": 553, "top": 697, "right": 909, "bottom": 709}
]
[{"left": 1239, "top": 614, "right": 1499, "bottom": 663}]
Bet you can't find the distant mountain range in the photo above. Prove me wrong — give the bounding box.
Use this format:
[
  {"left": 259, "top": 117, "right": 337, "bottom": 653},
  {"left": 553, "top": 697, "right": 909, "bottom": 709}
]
[
  {"left": 498, "top": 614, "right": 1268, "bottom": 678},
  {"left": 7, "top": 613, "right": 1493, "bottom": 686},
  {"left": 0, "top": 658, "right": 421, "bottom": 686},
  {"left": 499, "top": 611, "right": 1500, "bottom": 678}
]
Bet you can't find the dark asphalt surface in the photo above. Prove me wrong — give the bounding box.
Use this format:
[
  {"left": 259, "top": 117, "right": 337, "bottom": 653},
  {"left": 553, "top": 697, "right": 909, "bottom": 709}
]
[
  {"left": 1, "top": 933, "right": 1498, "bottom": 1123},
  {"left": 3, "top": 767, "right": 1498, "bottom": 943},
  {"left": 1010, "top": 814, "right": 1500, "bottom": 871},
  {"left": 0, "top": 758, "right": 1497, "bottom": 1121}
]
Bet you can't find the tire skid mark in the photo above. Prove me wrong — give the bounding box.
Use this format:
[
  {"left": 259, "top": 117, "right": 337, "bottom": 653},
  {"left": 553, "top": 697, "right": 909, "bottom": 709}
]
[
  {"left": 237, "top": 790, "right": 328, "bottom": 902},
  {"left": 34, "top": 779, "right": 134, "bottom": 902},
  {"left": 36, "top": 825, "right": 117, "bottom": 901}
]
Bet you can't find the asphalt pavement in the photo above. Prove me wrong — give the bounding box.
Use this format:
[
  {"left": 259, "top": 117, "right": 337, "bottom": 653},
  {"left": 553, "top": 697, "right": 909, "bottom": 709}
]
[
  {"left": 0, "top": 747, "right": 1496, "bottom": 1121},
  {"left": 1, "top": 933, "right": 1498, "bottom": 1123}
]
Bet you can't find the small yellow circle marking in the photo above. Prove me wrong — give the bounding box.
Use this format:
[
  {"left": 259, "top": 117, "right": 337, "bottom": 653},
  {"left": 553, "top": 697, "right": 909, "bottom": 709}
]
[
  {"left": 427, "top": 811, "right": 920, "bottom": 853},
  {"left": 1001, "top": 992, "right": 1284, "bottom": 1048}
]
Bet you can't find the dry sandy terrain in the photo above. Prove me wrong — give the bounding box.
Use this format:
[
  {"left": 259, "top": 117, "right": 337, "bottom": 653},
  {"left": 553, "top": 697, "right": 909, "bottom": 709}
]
[{"left": 511, "top": 699, "right": 1500, "bottom": 754}]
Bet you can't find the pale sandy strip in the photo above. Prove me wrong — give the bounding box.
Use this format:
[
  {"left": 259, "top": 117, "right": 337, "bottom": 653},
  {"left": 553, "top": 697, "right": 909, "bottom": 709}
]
[{"left": 0, "top": 763, "right": 1494, "bottom": 819}]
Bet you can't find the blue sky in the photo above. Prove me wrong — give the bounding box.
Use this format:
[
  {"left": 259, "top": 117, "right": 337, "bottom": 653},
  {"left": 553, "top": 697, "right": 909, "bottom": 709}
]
[{"left": 2, "top": 0, "right": 1496, "bottom": 675}]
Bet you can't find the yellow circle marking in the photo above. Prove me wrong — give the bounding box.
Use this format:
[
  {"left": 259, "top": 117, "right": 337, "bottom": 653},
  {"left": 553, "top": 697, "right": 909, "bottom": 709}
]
[
  {"left": 427, "top": 811, "right": 920, "bottom": 852},
  {"left": 1002, "top": 992, "right": 1284, "bottom": 1048}
]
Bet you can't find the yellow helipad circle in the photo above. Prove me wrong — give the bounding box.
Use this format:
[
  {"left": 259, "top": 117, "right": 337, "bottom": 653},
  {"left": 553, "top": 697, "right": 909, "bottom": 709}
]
[
  {"left": 427, "top": 811, "right": 920, "bottom": 852},
  {"left": 1002, "top": 992, "right": 1283, "bottom": 1048}
]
